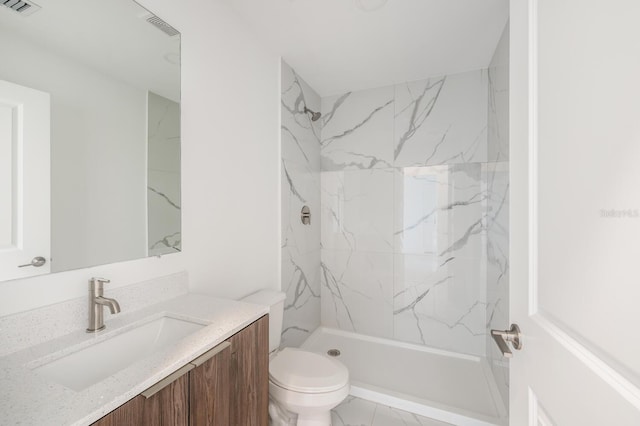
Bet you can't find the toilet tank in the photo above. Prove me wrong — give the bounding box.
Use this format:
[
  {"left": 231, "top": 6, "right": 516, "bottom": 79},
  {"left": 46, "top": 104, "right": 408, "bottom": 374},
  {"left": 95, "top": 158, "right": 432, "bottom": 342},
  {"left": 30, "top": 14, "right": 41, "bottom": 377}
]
[{"left": 241, "top": 290, "right": 286, "bottom": 352}]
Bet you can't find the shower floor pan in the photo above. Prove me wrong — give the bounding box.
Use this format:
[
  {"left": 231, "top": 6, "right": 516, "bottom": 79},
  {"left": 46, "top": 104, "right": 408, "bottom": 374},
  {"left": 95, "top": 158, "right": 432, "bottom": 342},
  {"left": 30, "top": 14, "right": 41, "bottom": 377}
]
[{"left": 301, "top": 327, "right": 507, "bottom": 426}]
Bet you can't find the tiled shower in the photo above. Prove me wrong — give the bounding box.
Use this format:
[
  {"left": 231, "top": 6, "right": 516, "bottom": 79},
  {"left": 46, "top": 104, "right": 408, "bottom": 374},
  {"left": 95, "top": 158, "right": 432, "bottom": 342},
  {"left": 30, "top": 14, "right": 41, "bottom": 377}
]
[{"left": 281, "top": 21, "right": 509, "bottom": 409}]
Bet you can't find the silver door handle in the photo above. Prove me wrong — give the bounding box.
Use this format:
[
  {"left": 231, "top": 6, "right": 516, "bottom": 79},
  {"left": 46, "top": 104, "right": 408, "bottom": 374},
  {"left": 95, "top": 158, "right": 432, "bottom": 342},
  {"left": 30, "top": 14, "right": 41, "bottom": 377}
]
[
  {"left": 491, "top": 324, "right": 522, "bottom": 358},
  {"left": 18, "top": 256, "right": 47, "bottom": 268}
]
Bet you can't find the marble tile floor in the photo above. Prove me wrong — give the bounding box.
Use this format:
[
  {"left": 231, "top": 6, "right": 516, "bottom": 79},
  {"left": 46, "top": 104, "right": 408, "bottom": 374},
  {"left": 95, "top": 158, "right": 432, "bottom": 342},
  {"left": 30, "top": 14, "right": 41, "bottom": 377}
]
[{"left": 331, "top": 396, "right": 453, "bottom": 426}]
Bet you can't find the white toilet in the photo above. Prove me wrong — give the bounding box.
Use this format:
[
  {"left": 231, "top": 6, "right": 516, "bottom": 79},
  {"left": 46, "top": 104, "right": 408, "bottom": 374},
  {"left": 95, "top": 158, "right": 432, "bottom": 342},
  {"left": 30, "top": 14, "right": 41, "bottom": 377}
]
[{"left": 242, "top": 290, "right": 349, "bottom": 426}]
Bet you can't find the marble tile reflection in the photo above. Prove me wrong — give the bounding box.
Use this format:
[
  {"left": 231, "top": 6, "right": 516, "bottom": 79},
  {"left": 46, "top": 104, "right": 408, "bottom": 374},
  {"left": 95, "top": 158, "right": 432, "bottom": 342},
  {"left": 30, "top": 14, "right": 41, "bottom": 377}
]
[
  {"left": 394, "top": 164, "right": 485, "bottom": 258},
  {"left": 147, "top": 92, "right": 181, "bottom": 256},
  {"left": 394, "top": 70, "right": 488, "bottom": 167}
]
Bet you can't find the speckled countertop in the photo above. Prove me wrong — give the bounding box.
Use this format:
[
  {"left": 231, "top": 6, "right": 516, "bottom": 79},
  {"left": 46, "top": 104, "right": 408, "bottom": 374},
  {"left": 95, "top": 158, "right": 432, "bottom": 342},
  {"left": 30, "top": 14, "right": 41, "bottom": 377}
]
[{"left": 0, "top": 294, "right": 268, "bottom": 426}]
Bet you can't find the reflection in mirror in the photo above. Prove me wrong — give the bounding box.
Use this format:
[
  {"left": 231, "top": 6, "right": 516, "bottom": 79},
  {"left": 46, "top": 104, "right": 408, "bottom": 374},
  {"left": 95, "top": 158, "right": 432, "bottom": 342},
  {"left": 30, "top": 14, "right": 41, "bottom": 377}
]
[
  {"left": 0, "top": 0, "right": 181, "bottom": 282},
  {"left": 147, "top": 92, "right": 181, "bottom": 256}
]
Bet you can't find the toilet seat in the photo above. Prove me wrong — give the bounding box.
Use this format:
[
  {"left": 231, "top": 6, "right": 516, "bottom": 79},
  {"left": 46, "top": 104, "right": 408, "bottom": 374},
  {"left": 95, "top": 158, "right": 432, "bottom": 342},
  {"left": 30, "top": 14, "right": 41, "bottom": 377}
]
[{"left": 269, "top": 348, "right": 349, "bottom": 393}]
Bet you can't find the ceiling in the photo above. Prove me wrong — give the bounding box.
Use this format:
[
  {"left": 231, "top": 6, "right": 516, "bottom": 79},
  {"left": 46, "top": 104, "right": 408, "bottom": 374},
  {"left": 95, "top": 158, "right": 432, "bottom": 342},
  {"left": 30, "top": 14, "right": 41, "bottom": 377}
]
[
  {"left": 224, "top": 0, "right": 509, "bottom": 96},
  {"left": 0, "top": 0, "right": 180, "bottom": 101}
]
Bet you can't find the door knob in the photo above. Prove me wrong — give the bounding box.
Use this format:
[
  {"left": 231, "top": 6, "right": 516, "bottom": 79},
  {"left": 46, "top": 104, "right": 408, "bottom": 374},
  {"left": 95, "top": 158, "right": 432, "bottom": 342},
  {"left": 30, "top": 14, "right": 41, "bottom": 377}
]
[
  {"left": 18, "top": 256, "right": 47, "bottom": 268},
  {"left": 491, "top": 324, "right": 522, "bottom": 358}
]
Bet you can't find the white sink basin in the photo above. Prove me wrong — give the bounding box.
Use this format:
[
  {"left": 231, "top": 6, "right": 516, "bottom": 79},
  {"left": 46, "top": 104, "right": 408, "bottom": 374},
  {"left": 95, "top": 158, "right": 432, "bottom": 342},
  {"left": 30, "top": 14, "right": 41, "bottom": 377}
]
[{"left": 32, "top": 316, "right": 205, "bottom": 391}]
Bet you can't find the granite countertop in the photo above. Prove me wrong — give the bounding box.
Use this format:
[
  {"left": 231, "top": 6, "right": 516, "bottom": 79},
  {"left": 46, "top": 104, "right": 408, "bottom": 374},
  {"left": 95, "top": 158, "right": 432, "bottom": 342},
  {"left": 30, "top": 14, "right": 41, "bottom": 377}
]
[{"left": 0, "top": 294, "right": 268, "bottom": 426}]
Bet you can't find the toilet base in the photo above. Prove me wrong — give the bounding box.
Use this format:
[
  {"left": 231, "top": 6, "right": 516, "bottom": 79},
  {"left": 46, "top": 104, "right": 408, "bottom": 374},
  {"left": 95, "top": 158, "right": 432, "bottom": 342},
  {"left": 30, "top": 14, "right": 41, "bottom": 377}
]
[
  {"left": 269, "top": 399, "right": 296, "bottom": 426},
  {"left": 269, "top": 399, "right": 333, "bottom": 426},
  {"left": 296, "top": 411, "right": 331, "bottom": 426}
]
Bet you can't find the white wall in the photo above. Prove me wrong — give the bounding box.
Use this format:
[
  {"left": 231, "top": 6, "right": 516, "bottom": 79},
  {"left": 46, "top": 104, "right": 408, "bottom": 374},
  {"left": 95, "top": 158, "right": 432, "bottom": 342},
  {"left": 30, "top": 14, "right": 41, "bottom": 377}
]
[{"left": 0, "top": 0, "right": 281, "bottom": 316}]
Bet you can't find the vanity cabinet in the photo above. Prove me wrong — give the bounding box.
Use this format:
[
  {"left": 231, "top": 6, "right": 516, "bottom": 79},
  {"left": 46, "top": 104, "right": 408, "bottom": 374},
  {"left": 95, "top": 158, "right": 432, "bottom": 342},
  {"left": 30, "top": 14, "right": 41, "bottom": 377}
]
[
  {"left": 91, "top": 315, "right": 268, "bottom": 426},
  {"left": 91, "top": 371, "right": 189, "bottom": 426}
]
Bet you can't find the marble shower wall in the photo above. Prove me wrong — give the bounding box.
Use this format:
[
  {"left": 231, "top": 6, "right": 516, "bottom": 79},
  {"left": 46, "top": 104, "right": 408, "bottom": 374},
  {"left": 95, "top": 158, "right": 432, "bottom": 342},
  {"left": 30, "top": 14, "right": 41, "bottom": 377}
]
[
  {"left": 320, "top": 69, "right": 491, "bottom": 356},
  {"left": 485, "top": 23, "right": 510, "bottom": 408},
  {"left": 280, "top": 62, "right": 322, "bottom": 348},
  {"left": 147, "top": 92, "right": 181, "bottom": 256}
]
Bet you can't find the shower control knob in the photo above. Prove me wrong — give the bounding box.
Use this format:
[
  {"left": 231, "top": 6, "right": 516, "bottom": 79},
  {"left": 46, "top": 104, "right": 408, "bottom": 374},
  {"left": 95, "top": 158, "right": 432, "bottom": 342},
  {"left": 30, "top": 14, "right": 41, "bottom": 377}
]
[
  {"left": 301, "top": 205, "right": 311, "bottom": 225},
  {"left": 491, "top": 324, "right": 522, "bottom": 358}
]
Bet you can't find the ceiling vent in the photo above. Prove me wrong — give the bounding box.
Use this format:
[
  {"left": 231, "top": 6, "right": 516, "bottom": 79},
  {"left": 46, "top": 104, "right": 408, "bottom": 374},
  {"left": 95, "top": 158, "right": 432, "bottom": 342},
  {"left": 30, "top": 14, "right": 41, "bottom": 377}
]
[
  {"left": 1, "top": 0, "right": 41, "bottom": 16},
  {"left": 146, "top": 14, "right": 179, "bottom": 37}
]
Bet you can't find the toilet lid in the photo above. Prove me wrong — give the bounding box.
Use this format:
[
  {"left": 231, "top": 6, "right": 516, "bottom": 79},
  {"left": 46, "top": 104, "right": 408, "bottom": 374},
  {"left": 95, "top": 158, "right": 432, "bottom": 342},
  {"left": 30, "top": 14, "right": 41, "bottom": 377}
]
[{"left": 269, "top": 348, "right": 349, "bottom": 393}]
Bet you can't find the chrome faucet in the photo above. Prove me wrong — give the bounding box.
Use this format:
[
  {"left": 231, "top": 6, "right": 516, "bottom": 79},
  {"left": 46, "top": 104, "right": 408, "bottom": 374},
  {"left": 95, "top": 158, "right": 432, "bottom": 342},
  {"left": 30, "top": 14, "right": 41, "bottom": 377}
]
[{"left": 86, "top": 277, "right": 121, "bottom": 332}]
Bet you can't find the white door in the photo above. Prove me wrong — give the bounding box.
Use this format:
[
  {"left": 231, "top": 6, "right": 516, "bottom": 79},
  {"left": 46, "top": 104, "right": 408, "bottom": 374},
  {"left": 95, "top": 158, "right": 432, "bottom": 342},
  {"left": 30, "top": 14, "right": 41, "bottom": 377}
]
[
  {"left": 0, "top": 80, "right": 50, "bottom": 281},
  {"left": 509, "top": 0, "right": 640, "bottom": 424}
]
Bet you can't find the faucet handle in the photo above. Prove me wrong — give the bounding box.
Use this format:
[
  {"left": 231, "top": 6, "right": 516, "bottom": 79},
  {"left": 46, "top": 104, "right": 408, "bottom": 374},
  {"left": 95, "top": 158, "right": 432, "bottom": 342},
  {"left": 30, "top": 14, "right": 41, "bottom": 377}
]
[{"left": 89, "top": 277, "right": 111, "bottom": 293}]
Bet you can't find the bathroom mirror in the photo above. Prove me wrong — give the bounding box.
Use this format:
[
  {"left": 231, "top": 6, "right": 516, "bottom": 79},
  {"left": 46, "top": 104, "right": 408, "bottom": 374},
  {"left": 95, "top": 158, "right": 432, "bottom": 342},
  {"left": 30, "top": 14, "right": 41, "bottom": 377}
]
[{"left": 0, "top": 0, "right": 181, "bottom": 282}]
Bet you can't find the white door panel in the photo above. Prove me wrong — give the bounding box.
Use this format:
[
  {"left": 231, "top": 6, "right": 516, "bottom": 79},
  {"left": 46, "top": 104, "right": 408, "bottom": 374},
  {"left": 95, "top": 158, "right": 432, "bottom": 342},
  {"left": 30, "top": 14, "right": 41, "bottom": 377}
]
[
  {"left": 535, "top": 0, "right": 640, "bottom": 381},
  {"left": 510, "top": 0, "right": 640, "bottom": 426},
  {"left": 510, "top": 0, "right": 640, "bottom": 424},
  {"left": 0, "top": 80, "right": 50, "bottom": 280}
]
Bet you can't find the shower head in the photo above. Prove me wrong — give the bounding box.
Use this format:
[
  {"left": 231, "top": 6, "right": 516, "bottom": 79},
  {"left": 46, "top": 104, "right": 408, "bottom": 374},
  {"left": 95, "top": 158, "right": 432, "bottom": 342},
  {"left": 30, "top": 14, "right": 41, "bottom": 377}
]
[{"left": 304, "top": 107, "right": 322, "bottom": 122}]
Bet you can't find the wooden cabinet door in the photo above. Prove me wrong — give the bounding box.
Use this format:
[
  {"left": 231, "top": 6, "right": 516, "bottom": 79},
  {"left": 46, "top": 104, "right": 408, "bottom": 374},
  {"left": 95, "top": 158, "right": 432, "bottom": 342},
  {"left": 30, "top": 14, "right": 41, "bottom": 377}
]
[
  {"left": 141, "top": 372, "right": 189, "bottom": 425},
  {"left": 229, "top": 315, "right": 269, "bottom": 426},
  {"left": 91, "top": 396, "right": 144, "bottom": 426},
  {"left": 92, "top": 369, "right": 189, "bottom": 426},
  {"left": 189, "top": 342, "right": 232, "bottom": 425}
]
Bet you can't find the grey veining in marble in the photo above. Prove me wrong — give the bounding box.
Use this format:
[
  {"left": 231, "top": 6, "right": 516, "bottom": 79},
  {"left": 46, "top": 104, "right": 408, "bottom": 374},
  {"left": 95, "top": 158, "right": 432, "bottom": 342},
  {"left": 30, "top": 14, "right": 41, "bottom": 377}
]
[
  {"left": 281, "top": 62, "right": 322, "bottom": 348},
  {"left": 321, "top": 86, "right": 394, "bottom": 171},
  {"left": 0, "top": 271, "right": 189, "bottom": 357},
  {"left": 394, "top": 70, "right": 488, "bottom": 167},
  {"left": 394, "top": 77, "right": 446, "bottom": 161},
  {"left": 148, "top": 186, "right": 181, "bottom": 210},
  {"left": 147, "top": 91, "right": 181, "bottom": 256}
]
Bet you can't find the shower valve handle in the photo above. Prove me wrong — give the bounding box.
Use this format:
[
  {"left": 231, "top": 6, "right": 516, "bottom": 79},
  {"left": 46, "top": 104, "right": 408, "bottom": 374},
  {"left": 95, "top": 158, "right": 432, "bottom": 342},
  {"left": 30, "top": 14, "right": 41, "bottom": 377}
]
[{"left": 491, "top": 324, "right": 522, "bottom": 358}]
